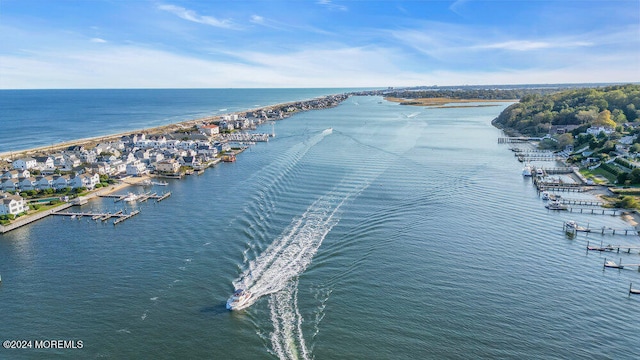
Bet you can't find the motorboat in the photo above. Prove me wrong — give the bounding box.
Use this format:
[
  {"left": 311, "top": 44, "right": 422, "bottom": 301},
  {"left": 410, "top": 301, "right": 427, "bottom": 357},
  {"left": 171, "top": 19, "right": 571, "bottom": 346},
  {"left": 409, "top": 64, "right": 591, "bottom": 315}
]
[
  {"left": 226, "top": 289, "right": 253, "bottom": 310},
  {"left": 541, "top": 191, "right": 550, "bottom": 200},
  {"left": 122, "top": 193, "right": 138, "bottom": 202},
  {"left": 522, "top": 164, "right": 532, "bottom": 176},
  {"left": 564, "top": 220, "right": 577, "bottom": 230},
  {"left": 545, "top": 201, "right": 568, "bottom": 210}
]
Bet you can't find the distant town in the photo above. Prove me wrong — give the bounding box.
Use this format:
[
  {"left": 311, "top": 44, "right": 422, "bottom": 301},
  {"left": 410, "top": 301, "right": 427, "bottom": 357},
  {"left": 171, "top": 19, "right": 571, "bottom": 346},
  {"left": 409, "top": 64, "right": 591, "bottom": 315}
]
[{"left": 0, "top": 94, "right": 349, "bottom": 227}]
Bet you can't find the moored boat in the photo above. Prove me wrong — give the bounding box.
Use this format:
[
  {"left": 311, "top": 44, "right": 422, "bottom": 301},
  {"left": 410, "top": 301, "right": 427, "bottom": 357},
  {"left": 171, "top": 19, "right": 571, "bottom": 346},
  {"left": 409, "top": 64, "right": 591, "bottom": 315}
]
[
  {"left": 522, "top": 164, "right": 533, "bottom": 176},
  {"left": 545, "top": 201, "right": 568, "bottom": 210},
  {"left": 123, "top": 193, "right": 138, "bottom": 202}
]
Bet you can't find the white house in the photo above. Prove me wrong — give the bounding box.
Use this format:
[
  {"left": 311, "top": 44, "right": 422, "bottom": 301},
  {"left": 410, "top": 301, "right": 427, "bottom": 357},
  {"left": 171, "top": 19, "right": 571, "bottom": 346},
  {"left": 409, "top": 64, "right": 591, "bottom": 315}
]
[
  {"left": 156, "top": 159, "right": 181, "bottom": 174},
  {"left": 13, "top": 157, "right": 37, "bottom": 170},
  {"left": 586, "top": 126, "right": 614, "bottom": 136},
  {"left": 34, "top": 156, "right": 55, "bottom": 170},
  {"left": 126, "top": 160, "right": 148, "bottom": 176},
  {"left": 0, "top": 192, "right": 27, "bottom": 215},
  {"left": 200, "top": 124, "right": 220, "bottom": 136},
  {"left": 110, "top": 160, "right": 127, "bottom": 175},
  {"left": 70, "top": 173, "right": 99, "bottom": 190}
]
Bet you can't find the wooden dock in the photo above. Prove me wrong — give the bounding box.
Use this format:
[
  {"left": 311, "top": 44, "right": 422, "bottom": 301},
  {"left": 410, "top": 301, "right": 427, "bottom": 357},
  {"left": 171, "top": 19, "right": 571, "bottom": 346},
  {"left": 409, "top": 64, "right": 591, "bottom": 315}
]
[
  {"left": 498, "top": 137, "right": 543, "bottom": 144},
  {"left": 564, "top": 222, "right": 639, "bottom": 236},
  {"left": 54, "top": 209, "right": 141, "bottom": 225},
  {"left": 602, "top": 258, "right": 640, "bottom": 271},
  {"left": 113, "top": 210, "right": 140, "bottom": 225},
  {"left": 98, "top": 191, "right": 171, "bottom": 203}
]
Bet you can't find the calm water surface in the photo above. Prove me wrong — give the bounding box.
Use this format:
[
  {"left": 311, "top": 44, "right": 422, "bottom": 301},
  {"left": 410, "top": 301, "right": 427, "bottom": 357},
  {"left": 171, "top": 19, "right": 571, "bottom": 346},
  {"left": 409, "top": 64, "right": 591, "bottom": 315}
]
[{"left": 1, "top": 94, "right": 640, "bottom": 359}]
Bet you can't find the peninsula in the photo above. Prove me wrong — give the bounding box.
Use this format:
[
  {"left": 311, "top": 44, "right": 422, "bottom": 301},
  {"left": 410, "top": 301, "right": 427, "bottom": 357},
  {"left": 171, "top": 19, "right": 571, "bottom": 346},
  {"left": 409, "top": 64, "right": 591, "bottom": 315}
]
[{"left": 0, "top": 93, "right": 349, "bottom": 232}]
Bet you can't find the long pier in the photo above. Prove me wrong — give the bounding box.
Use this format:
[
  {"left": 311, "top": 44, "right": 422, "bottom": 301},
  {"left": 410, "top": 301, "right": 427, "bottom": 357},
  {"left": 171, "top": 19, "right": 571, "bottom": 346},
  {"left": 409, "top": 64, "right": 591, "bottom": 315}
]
[
  {"left": 498, "top": 137, "right": 543, "bottom": 143},
  {"left": 564, "top": 221, "right": 638, "bottom": 235}
]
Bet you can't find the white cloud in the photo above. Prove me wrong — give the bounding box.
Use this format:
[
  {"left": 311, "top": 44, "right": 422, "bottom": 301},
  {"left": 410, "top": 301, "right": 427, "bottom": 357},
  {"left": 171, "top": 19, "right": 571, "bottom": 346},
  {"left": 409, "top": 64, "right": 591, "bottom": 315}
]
[
  {"left": 90, "top": 38, "right": 107, "bottom": 43},
  {"left": 250, "top": 15, "right": 264, "bottom": 24},
  {"left": 158, "top": 4, "right": 239, "bottom": 30},
  {"left": 477, "top": 40, "right": 592, "bottom": 51},
  {"left": 316, "top": 0, "right": 348, "bottom": 12}
]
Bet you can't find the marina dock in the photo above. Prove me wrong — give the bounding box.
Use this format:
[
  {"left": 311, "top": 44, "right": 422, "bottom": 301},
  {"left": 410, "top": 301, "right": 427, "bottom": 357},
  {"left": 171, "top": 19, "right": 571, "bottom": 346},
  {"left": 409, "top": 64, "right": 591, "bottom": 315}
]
[
  {"left": 98, "top": 191, "right": 171, "bottom": 202},
  {"left": 564, "top": 222, "right": 639, "bottom": 236},
  {"left": 54, "top": 209, "right": 141, "bottom": 225}
]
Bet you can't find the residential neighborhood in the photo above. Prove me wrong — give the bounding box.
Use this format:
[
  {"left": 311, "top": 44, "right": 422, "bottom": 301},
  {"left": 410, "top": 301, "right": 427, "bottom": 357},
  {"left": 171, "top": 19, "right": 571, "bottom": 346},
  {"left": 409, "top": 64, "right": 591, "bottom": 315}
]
[{"left": 0, "top": 93, "right": 350, "bottom": 221}]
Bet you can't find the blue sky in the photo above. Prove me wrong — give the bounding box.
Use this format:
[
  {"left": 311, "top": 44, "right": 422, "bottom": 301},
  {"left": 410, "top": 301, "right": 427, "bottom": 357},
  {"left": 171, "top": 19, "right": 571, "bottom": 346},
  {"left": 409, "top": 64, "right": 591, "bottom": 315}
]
[{"left": 1, "top": 0, "right": 638, "bottom": 88}]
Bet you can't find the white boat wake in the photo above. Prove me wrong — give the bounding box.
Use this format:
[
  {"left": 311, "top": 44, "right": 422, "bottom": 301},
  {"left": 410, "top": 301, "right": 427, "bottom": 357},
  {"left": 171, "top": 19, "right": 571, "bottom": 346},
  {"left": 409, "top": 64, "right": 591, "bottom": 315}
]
[{"left": 232, "top": 192, "right": 345, "bottom": 310}]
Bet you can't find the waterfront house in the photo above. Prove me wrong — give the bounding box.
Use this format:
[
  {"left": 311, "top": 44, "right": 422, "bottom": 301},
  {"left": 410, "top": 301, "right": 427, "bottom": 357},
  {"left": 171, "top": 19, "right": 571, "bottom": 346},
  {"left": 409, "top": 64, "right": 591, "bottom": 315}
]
[
  {"left": 53, "top": 175, "right": 71, "bottom": 190},
  {"left": 13, "top": 157, "right": 37, "bottom": 170},
  {"left": 0, "top": 192, "right": 27, "bottom": 215},
  {"left": 0, "top": 178, "right": 19, "bottom": 192},
  {"left": 197, "top": 144, "right": 218, "bottom": 157},
  {"left": 156, "top": 159, "right": 181, "bottom": 174},
  {"left": 70, "top": 173, "right": 99, "bottom": 190},
  {"left": 126, "top": 160, "right": 148, "bottom": 176},
  {"left": 18, "top": 177, "right": 37, "bottom": 191},
  {"left": 36, "top": 175, "right": 54, "bottom": 190}
]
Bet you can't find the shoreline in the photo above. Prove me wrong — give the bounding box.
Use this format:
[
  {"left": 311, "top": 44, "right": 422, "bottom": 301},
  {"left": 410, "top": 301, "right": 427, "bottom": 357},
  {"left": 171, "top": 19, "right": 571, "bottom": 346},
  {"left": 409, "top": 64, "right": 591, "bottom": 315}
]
[
  {"left": 0, "top": 93, "right": 350, "bottom": 159},
  {"left": 0, "top": 174, "right": 152, "bottom": 234},
  {"left": 0, "top": 93, "right": 350, "bottom": 233}
]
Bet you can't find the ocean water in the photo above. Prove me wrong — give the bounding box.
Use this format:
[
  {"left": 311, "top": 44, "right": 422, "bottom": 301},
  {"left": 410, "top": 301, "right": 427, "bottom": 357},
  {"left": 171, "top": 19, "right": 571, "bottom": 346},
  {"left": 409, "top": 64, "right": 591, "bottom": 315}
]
[
  {"left": 0, "top": 88, "right": 364, "bottom": 153},
  {"left": 1, "top": 93, "right": 640, "bottom": 359}
]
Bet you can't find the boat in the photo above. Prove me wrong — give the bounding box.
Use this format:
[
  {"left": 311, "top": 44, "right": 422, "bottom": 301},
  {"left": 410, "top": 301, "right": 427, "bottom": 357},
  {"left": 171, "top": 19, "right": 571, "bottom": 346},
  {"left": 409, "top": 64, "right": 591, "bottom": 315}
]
[
  {"left": 541, "top": 191, "right": 550, "bottom": 200},
  {"left": 604, "top": 259, "right": 623, "bottom": 269},
  {"left": 140, "top": 179, "right": 152, "bottom": 186},
  {"left": 564, "top": 220, "right": 578, "bottom": 231},
  {"left": 522, "top": 164, "right": 533, "bottom": 176},
  {"left": 122, "top": 193, "right": 138, "bottom": 202},
  {"left": 151, "top": 181, "right": 168, "bottom": 186},
  {"left": 536, "top": 168, "right": 544, "bottom": 177},
  {"left": 226, "top": 289, "right": 253, "bottom": 311},
  {"left": 630, "top": 283, "right": 640, "bottom": 295},
  {"left": 545, "top": 201, "right": 568, "bottom": 210}
]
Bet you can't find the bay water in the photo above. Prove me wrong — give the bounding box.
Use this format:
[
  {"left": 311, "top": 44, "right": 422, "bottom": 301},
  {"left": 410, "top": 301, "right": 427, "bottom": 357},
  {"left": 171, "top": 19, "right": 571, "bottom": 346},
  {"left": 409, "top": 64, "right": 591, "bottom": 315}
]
[{"left": 1, "top": 92, "right": 639, "bottom": 359}]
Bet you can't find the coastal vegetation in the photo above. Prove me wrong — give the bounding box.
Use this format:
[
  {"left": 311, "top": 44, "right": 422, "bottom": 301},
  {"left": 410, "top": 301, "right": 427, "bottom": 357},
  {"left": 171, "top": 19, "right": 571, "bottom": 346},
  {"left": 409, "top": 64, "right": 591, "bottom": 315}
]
[{"left": 492, "top": 84, "right": 640, "bottom": 137}]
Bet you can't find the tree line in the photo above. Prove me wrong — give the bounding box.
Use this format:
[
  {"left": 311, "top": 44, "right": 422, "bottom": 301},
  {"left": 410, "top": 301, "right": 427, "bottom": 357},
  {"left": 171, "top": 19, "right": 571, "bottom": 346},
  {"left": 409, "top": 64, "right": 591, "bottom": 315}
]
[{"left": 492, "top": 84, "right": 640, "bottom": 136}]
